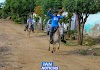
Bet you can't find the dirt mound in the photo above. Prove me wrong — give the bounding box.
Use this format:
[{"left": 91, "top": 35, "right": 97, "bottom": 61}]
[{"left": 6, "top": 16, "right": 12, "bottom": 20}]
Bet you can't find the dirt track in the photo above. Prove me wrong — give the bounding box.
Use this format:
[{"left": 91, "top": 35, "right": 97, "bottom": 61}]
[{"left": 0, "top": 19, "right": 100, "bottom": 70}]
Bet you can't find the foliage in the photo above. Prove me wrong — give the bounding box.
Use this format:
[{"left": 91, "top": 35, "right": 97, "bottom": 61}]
[
  {"left": 59, "top": 16, "right": 68, "bottom": 24},
  {"left": 35, "top": 0, "right": 62, "bottom": 15},
  {"left": 34, "top": 6, "right": 43, "bottom": 16},
  {"left": 83, "top": 36, "right": 100, "bottom": 46},
  {"left": 14, "top": 18, "right": 22, "bottom": 24},
  {"left": 64, "top": 41, "right": 78, "bottom": 46},
  {"left": 62, "top": 0, "right": 100, "bottom": 14},
  {"left": 83, "top": 37, "right": 97, "bottom": 46},
  {"left": 11, "top": 15, "right": 17, "bottom": 21},
  {"left": 70, "top": 30, "right": 77, "bottom": 35},
  {"left": 43, "top": 16, "right": 50, "bottom": 26},
  {"left": 62, "top": 0, "right": 100, "bottom": 45},
  {"left": 35, "top": 0, "right": 63, "bottom": 30},
  {"left": 1, "top": 0, "right": 35, "bottom": 23}
]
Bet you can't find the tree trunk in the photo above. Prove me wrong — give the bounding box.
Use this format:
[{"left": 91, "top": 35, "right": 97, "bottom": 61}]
[
  {"left": 77, "top": 19, "right": 82, "bottom": 45},
  {"left": 81, "top": 14, "right": 89, "bottom": 45},
  {"left": 81, "top": 24, "right": 84, "bottom": 44},
  {"left": 77, "top": 13, "right": 89, "bottom": 45},
  {"left": 76, "top": 13, "right": 82, "bottom": 45}
]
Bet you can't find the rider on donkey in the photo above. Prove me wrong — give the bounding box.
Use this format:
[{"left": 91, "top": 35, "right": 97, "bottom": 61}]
[
  {"left": 47, "top": 8, "right": 65, "bottom": 44},
  {"left": 24, "top": 15, "right": 35, "bottom": 33}
]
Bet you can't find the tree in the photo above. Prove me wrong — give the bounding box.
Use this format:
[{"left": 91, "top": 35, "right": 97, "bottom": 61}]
[
  {"left": 62, "top": 0, "right": 100, "bottom": 45},
  {"left": 34, "top": 6, "right": 43, "bottom": 16},
  {"left": 35, "top": 0, "right": 63, "bottom": 30},
  {"left": 1, "top": 0, "right": 35, "bottom": 23},
  {"left": 67, "top": 12, "right": 73, "bottom": 38},
  {"left": 35, "top": 0, "right": 62, "bottom": 15}
]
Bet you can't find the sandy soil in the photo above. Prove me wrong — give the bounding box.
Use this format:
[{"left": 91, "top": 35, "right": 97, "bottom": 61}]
[{"left": 0, "top": 19, "right": 100, "bottom": 70}]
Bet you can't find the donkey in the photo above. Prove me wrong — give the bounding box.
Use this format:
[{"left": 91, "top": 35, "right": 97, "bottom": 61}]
[
  {"left": 26, "top": 23, "right": 34, "bottom": 37},
  {"left": 48, "top": 27, "right": 63, "bottom": 53}
]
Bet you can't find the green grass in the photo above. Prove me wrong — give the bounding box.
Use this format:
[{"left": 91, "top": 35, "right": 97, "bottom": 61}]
[
  {"left": 83, "top": 38, "right": 96, "bottom": 46},
  {"left": 64, "top": 41, "right": 78, "bottom": 46}
]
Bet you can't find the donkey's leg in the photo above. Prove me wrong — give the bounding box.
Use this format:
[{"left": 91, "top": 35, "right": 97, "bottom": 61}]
[
  {"left": 53, "top": 43, "right": 56, "bottom": 52},
  {"left": 48, "top": 40, "right": 50, "bottom": 51},
  {"left": 27, "top": 29, "right": 30, "bottom": 36},
  {"left": 54, "top": 47, "right": 56, "bottom": 52},
  {"left": 29, "top": 28, "right": 31, "bottom": 37},
  {"left": 26, "top": 27, "right": 28, "bottom": 36},
  {"left": 54, "top": 43, "right": 56, "bottom": 52},
  {"left": 52, "top": 44, "right": 54, "bottom": 53},
  {"left": 58, "top": 40, "right": 60, "bottom": 49},
  {"left": 32, "top": 25, "right": 34, "bottom": 33}
]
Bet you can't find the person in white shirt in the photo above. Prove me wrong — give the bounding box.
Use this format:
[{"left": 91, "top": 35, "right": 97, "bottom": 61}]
[{"left": 24, "top": 16, "right": 35, "bottom": 32}]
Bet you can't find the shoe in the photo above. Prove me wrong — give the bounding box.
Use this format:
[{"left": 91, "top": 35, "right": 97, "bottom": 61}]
[
  {"left": 50, "top": 39, "right": 53, "bottom": 44},
  {"left": 61, "top": 40, "right": 66, "bottom": 43}
]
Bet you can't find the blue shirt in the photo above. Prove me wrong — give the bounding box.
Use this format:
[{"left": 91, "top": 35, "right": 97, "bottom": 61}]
[{"left": 47, "top": 11, "right": 64, "bottom": 27}]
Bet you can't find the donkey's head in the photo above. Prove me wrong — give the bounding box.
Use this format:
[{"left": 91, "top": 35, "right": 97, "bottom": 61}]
[{"left": 59, "top": 27, "right": 64, "bottom": 36}]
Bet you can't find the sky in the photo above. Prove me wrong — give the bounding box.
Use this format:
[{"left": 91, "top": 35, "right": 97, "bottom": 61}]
[{"left": 0, "top": 0, "right": 5, "bottom": 3}]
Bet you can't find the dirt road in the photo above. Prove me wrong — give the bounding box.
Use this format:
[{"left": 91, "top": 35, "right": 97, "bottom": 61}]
[{"left": 0, "top": 19, "right": 100, "bottom": 70}]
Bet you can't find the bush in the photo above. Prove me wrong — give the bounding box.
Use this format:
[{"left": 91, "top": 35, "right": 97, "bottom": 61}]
[
  {"left": 83, "top": 37, "right": 96, "bottom": 46},
  {"left": 70, "top": 30, "right": 77, "bottom": 35},
  {"left": 11, "top": 15, "right": 27, "bottom": 24},
  {"left": 21, "top": 16, "right": 27, "bottom": 24},
  {"left": 14, "top": 18, "right": 22, "bottom": 24},
  {"left": 0, "top": 10, "right": 2, "bottom": 18},
  {"left": 11, "top": 15, "right": 17, "bottom": 21},
  {"left": 65, "top": 41, "right": 78, "bottom": 46},
  {"left": 1, "top": 13, "right": 8, "bottom": 19}
]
